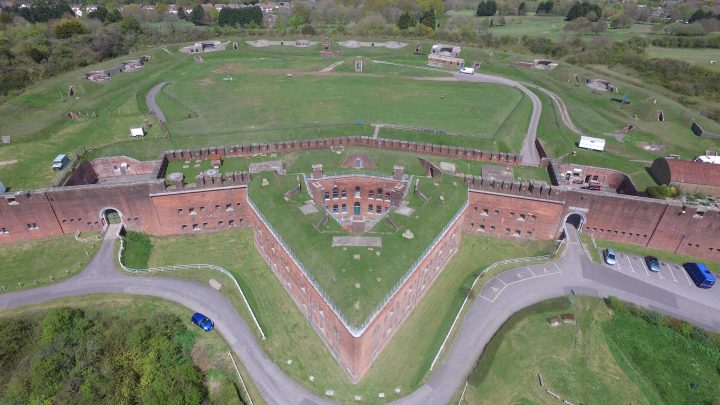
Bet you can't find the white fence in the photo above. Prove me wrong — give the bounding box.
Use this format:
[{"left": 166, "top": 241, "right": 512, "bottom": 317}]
[{"left": 117, "top": 237, "right": 266, "bottom": 340}]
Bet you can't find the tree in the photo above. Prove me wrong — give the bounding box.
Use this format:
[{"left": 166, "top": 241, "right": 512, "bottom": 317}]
[
  {"left": 397, "top": 12, "right": 416, "bottom": 29},
  {"left": 420, "top": 8, "right": 436, "bottom": 28},
  {"left": 564, "top": 16, "right": 592, "bottom": 34},
  {"left": 53, "top": 18, "right": 89, "bottom": 39},
  {"left": 566, "top": 2, "right": 602, "bottom": 21},
  {"left": 87, "top": 5, "right": 108, "bottom": 22},
  {"left": 518, "top": 1, "right": 526, "bottom": 16},
  {"left": 190, "top": 4, "right": 205, "bottom": 25},
  {"left": 106, "top": 8, "right": 122, "bottom": 23},
  {"left": 536, "top": 1, "right": 554, "bottom": 15},
  {"left": 610, "top": 14, "right": 632, "bottom": 29},
  {"left": 591, "top": 19, "right": 607, "bottom": 34},
  {"left": 476, "top": 0, "right": 497, "bottom": 17},
  {"left": 177, "top": 7, "right": 187, "bottom": 20},
  {"left": 120, "top": 14, "right": 141, "bottom": 34}
]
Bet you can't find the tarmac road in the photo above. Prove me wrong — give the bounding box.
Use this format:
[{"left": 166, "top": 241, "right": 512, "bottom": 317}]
[
  {"left": 2, "top": 226, "right": 719, "bottom": 404},
  {"left": 146, "top": 81, "right": 169, "bottom": 123}
]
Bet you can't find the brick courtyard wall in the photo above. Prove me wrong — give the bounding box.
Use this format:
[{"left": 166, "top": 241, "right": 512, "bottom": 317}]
[
  {"left": 558, "top": 164, "right": 639, "bottom": 194},
  {"left": 46, "top": 181, "right": 166, "bottom": 235},
  {"left": 0, "top": 191, "right": 64, "bottom": 241},
  {"left": 163, "top": 137, "right": 521, "bottom": 165},
  {"left": 309, "top": 176, "right": 406, "bottom": 217},
  {"left": 247, "top": 193, "right": 466, "bottom": 381},
  {"left": 150, "top": 186, "right": 250, "bottom": 236}
]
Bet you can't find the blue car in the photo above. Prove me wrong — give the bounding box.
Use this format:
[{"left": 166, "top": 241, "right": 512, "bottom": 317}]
[
  {"left": 191, "top": 312, "right": 214, "bottom": 331},
  {"left": 644, "top": 256, "right": 661, "bottom": 273}
]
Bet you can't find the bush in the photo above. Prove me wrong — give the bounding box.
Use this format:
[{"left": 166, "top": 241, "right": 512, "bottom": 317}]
[
  {"left": 53, "top": 19, "right": 89, "bottom": 39},
  {"left": 122, "top": 231, "right": 152, "bottom": 269}
]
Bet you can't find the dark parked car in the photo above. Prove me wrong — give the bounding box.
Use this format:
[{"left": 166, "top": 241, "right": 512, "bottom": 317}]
[
  {"left": 644, "top": 256, "right": 661, "bottom": 273},
  {"left": 191, "top": 312, "right": 214, "bottom": 331}
]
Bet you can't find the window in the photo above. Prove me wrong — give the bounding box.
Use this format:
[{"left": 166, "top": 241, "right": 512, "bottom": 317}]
[
  {"left": 0, "top": 227, "right": 8, "bottom": 234},
  {"left": 369, "top": 191, "right": 374, "bottom": 199},
  {"left": 355, "top": 158, "right": 363, "bottom": 169},
  {"left": 494, "top": 209, "right": 500, "bottom": 215},
  {"left": 6, "top": 196, "right": 17, "bottom": 205},
  {"left": 592, "top": 175, "right": 599, "bottom": 181},
  {"left": 192, "top": 224, "right": 199, "bottom": 231},
  {"left": 481, "top": 208, "right": 489, "bottom": 216},
  {"left": 189, "top": 208, "right": 196, "bottom": 215},
  {"left": 505, "top": 228, "right": 511, "bottom": 234},
  {"left": 332, "top": 205, "right": 338, "bottom": 213},
  {"left": 695, "top": 211, "right": 705, "bottom": 219},
  {"left": 70, "top": 218, "right": 74, "bottom": 223},
  {"left": 377, "top": 188, "right": 383, "bottom": 198},
  {"left": 62, "top": 219, "right": 67, "bottom": 224},
  {"left": 200, "top": 206, "right": 205, "bottom": 213},
  {"left": 368, "top": 204, "right": 374, "bottom": 213},
  {"left": 27, "top": 223, "right": 39, "bottom": 230},
  {"left": 182, "top": 224, "right": 188, "bottom": 230},
  {"left": 385, "top": 206, "right": 389, "bottom": 212},
  {"left": 177, "top": 208, "right": 183, "bottom": 214},
  {"left": 215, "top": 204, "right": 220, "bottom": 210},
  {"left": 236, "top": 202, "right": 241, "bottom": 207},
  {"left": 376, "top": 205, "right": 382, "bottom": 213},
  {"left": 518, "top": 214, "right": 526, "bottom": 221},
  {"left": 490, "top": 225, "right": 496, "bottom": 231},
  {"left": 218, "top": 220, "right": 224, "bottom": 225},
  {"left": 341, "top": 190, "right": 347, "bottom": 198},
  {"left": 226, "top": 204, "right": 233, "bottom": 212},
  {"left": 324, "top": 192, "right": 330, "bottom": 200},
  {"left": 527, "top": 230, "right": 533, "bottom": 237},
  {"left": 341, "top": 204, "right": 347, "bottom": 213},
  {"left": 385, "top": 193, "right": 390, "bottom": 201},
  {"left": 202, "top": 222, "right": 208, "bottom": 228},
  {"left": 332, "top": 187, "right": 339, "bottom": 199},
  {"left": 355, "top": 186, "right": 361, "bottom": 198},
  {"left": 510, "top": 211, "right": 515, "bottom": 217},
  {"left": 229, "top": 219, "right": 235, "bottom": 226},
  {"left": 479, "top": 225, "right": 485, "bottom": 232},
  {"left": 514, "top": 230, "right": 521, "bottom": 237}
]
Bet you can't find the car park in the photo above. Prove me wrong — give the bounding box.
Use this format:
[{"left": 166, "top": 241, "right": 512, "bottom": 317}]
[
  {"left": 603, "top": 248, "right": 617, "bottom": 265},
  {"left": 644, "top": 256, "right": 661, "bottom": 272},
  {"left": 191, "top": 312, "right": 214, "bottom": 331}
]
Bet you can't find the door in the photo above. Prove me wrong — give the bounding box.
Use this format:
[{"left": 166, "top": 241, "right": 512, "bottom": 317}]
[{"left": 354, "top": 202, "right": 361, "bottom": 215}]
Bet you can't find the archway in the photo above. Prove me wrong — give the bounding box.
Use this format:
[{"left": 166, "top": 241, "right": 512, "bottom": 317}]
[
  {"left": 565, "top": 213, "right": 585, "bottom": 231},
  {"left": 99, "top": 207, "right": 123, "bottom": 228}
]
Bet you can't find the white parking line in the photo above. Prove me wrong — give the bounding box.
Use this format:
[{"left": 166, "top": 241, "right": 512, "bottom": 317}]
[
  {"left": 626, "top": 255, "right": 636, "bottom": 273},
  {"left": 665, "top": 263, "right": 678, "bottom": 282},
  {"left": 553, "top": 263, "right": 562, "bottom": 273},
  {"left": 639, "top": 257, "right": 651, "bottom": 277},
  {"left": 679, "top": 265, "right": 693, "bottom": 286},
  {"left": 527, "top": 266, "right": 536, "bottom": 276}
]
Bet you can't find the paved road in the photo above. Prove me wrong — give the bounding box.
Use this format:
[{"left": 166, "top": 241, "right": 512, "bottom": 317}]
[
  {"left": 529, "top": 84, "right": 587, "bottom": 137},
  {"left": 454, "top": 73, "right": 542, "bottom": 166},
  {"left": 146, "top": 81, "right": 169, "bottom": 123},
  {"left": 2, "top": 227, "right": 720, "bottom": 404}
]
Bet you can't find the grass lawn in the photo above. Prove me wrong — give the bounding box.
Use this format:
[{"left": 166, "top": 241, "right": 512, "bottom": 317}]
[
  {"left": 137, "top": 227, "right": 555, "bottom": 402},
  {"left": 0, "top": 294, "right": 264, "bottom": 405},
  {"left": 462, "top": 297, "right": 653, "bottom": 404},
  {"left": 592, "top": 238, "right": 720, "bottom": 273},
  {"left": 646, "top": 46, "right": 720, "bottom": 73},
  {"left": 0, "top": 234, "right": 101, "bottom": 292},
  {"left": 249, "top": 171, "right": 468, "bottom": 326}
]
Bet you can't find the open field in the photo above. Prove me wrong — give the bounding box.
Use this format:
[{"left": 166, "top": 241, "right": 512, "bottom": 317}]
[
  {"left": 461, "top": 296, "right": 720, "bottom": 404},
  {"left": 445, "top": 13, "right": 656, "bottom": 42},
  {"left": 646, "top": 46, "right": 720, "bottom": 72},
  {"left": 139, "top": 227, "right": 555, "bottom": 402},
  {"left": 0, "top": 234, "right": 101, "bottom": 292},
  {"left": 249, "top": 171, "right": 468, "bottom": 325},
  {"left": 0, "top": 294, "right": 263, "bottom": 404}
]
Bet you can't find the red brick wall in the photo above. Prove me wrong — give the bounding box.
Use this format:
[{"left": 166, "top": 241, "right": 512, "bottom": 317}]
[
  {"left": 309, "top": 177, "right": 406, "bottom": 217},
  {"left": 463, "top": 190, "right": 565, "bottom": 240},
  {"left": 649, "top": 204, "right": 720, "bottom": 262},
  {"left": 248, "top": 196, "right": 465, "bottom": 381},
  {"left": 0, "top": 191, "right": 64, "bottom": 241},
  {"left": 150, "top": 186, "right": 250, "bottom": 235}
]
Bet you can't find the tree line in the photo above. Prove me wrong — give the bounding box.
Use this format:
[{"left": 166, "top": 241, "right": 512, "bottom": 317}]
[{"left": 0, "top": 307, "right": 207, "bottom": 403}]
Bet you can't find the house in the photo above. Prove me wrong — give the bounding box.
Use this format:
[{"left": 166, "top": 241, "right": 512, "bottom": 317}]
[
  {"left": 650, "top": 158, "right": 720, "bottom": 195},
  {"left": 129, "top": 127, "right": 145, "bottom": 138}
]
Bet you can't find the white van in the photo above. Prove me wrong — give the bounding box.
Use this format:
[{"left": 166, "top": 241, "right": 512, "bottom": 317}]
[{"left": 459, "top": 67, "right": 474, "bottom": 75}]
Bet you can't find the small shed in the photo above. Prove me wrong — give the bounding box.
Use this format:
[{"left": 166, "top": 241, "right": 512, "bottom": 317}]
[
  {"left": 578, "top": 136, "right": 605, "bottom": 152},
  {"left": 129, "top": 127, "right": 145, "bottom": 138}
]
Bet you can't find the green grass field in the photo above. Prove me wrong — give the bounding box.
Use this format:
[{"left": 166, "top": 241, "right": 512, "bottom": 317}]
[
  {"left": 249, "top": 171, "right": 468, "bottom": 326},
  {"left": 461, "top": 296, "right": 720, "bottom": 404},
  {"left": 646, "top": 46, "right": 720, "bottom": 72},
  {"left": 0, "top": 294, "right": 263, "bottom": 404},
  {"left": 138, "top": 228, "right": 555, "bottom": 402},
  {"left": 0, "top": 234, "right": 101, "bottom": 292}
]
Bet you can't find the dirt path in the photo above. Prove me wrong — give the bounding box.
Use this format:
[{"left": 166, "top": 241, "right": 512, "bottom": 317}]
[{"left": 146, "top": 81, "right": 169, "bottom": 123}]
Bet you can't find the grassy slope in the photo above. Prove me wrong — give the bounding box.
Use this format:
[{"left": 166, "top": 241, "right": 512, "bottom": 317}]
[
  {"left": 462, "top": 297, "right": 657, "bottom": 404},
  {"left": 142, "top": 228, "right": 555, "bottom": 403},
  {"left": 646, "top": 46, "right": 720, "bottom": 73},
  {"left": 249, "top": 172, "right": 468, "bottom": 326},
  {"left": 0, "top": 234, "right": 100, "bottom": 292},
  {"left": 0, "top": 294, "right": 264, "bottom": 405}
]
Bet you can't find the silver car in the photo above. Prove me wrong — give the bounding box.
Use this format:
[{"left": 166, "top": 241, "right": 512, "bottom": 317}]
[{"left": 604, "top": 248, "right": 617, "bottom": 265}]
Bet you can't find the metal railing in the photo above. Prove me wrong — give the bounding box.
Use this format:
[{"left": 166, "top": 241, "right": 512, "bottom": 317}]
[
  {"left": 117, "top": 237, "right": 266, "bottom": 340},
  {"left": 247, "top": 191, "right": 470, "bottom": 336}
]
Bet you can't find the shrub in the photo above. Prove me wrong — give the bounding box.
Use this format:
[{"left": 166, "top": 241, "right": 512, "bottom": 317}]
[
  {"left": 122, "top": 231, "right": 152, "bottom": 269},
  {"left": 53, "top": 19, "right": 89, "bottom": 39}
]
